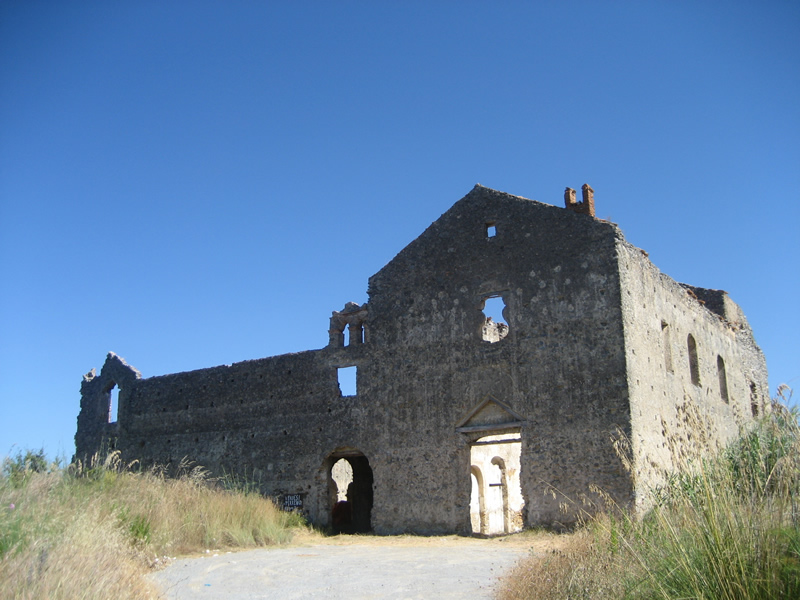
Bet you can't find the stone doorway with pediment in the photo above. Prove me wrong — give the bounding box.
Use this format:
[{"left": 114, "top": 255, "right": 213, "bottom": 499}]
[{"left": 457, "top": 396, "right": 525, "bottom": 536}]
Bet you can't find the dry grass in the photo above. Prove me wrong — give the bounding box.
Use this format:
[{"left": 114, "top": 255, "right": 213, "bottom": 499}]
[
  {"left": 498, "top": 518, "right": 636, "bottom": 600},
  {"left": 0, "top": 452, "right": 305, "bottom": 599}
]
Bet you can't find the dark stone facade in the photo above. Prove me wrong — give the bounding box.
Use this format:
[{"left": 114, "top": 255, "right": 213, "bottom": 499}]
[{"left": 75, "top": 185, "right": 768, "bottom": 534}]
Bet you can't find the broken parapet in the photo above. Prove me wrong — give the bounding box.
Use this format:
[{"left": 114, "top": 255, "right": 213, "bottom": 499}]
[
  {"left": 679, "top": 284, "right": 749, "bottom": 329},
  {"left": 75, "top": 352, "right": 142, "bottom": 459},
  {"left": 564, "top": 183, "right": 596, "bottom": 217}
]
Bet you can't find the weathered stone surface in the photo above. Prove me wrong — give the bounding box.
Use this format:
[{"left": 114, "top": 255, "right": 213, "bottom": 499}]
[{"left": 75, "top": 184, "right": 768, "bottom": 534}]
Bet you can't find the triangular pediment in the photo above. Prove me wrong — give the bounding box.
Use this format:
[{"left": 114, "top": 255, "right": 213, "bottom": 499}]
[{"left": 455, "top": 396, "right": 525, "bottom": 434}]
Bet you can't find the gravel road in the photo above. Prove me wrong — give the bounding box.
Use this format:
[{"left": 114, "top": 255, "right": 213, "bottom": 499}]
[{"left": 150, "top": 535, "right": 536, "bottom": 599}]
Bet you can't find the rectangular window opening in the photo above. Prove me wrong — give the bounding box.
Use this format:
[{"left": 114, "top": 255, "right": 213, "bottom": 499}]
[
  {"left": 486, "top": 223, "right": 497, "bottom": 238},
  {"left": 338, "top": 366, "right": 357, "bottom": 397}
]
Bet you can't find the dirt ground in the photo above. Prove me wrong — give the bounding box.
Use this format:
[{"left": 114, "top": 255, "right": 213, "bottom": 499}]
[{"left": 151, "top": 530, "right": 568, "bottom": 599}]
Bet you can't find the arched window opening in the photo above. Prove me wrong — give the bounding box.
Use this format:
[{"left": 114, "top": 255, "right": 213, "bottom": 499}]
[
  {"left": 481, "top": 296, "right": 509, "bottom": 343},
  {"left": 661, "top": 321, "right": 673, "bottom": 373},
  {"left": 717, "top": 356, "right": 729, "bottom": 403},
  {"left": 687, "top": 334, "right": 700, "bottom": 386}
]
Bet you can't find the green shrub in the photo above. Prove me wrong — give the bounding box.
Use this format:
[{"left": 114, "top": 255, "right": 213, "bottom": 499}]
[{"left": 2, "top": 448, "right": 54, "bottom": 487}]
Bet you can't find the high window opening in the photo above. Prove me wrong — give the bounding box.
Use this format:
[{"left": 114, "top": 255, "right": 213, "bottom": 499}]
[
  {"left": 337, "top": 366, "right": 357, "bottom": 396},
  {"left": 717, "top": 356, "right": 729, "bottom": 403},
  {"left": 485, "top": 222, "right": 497, "bottom": 238},
  {"left": 481, "top": 296, "right": 509, "bottom": 343},
  {"left": 108, "top": 384, "right": 119, "bottom": 423},
  {"left": 327, "top": 452, "right": 373, "bottom": 534},
  {"left": 687, "top": 334, "right": 700, "bottom": 386}
]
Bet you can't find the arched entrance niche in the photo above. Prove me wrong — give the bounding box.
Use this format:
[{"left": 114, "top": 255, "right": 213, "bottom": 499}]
[
  {"left": 469, "top": 465, "right": 487, "bottom": 534},
  {"left": 323, "top": 449, "right": 374, "bottom": 534},
  {"left": 491, "top": 457, "right": 511, "bottom": 534},
  {"left": 468, "top": 434, "right": 523, "bottom": 536}
]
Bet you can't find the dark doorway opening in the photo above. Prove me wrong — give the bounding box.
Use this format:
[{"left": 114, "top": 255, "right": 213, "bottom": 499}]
[{"left": 326, "top": 450, "right": 373, "bottom": 534}]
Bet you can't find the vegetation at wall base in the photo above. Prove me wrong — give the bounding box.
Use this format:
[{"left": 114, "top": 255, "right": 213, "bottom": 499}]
[
  {"left": 0, "top": 450, "right": 305, "bottom": 599},
  {"left": 500, "top": 388, "right": 800, "bottom": 600}
]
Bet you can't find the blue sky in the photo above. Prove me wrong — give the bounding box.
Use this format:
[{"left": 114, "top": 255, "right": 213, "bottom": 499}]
[{"left": 1, "top": 1, "right": 798, "bottom": 460}]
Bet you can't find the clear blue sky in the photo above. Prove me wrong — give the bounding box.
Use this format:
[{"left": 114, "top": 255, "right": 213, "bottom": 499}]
[{"left": 1, "top": 1, "right": 798, "bottom": 460}]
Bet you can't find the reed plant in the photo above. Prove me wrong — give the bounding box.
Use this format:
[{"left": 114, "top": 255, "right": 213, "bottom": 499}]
[
  {"left": 500, "top": 388, "right": 800, "bottom": 600},
  {"left": 0, "top": 451, "right": 305, "bottom": 599}
]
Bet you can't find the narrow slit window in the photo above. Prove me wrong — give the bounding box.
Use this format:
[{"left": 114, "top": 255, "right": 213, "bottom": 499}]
[
  {"left": 687, "top": 334, "right": 700, "bottom": 386},
  {"left": 750, "top": 381, "right": 759, "bottom": 417},
  {"left": 717, "top": 356, "right": 729, "bottom": 403},
  {"left": 338, "top": 366, "right": 357, "bottom": 397},
  {"left": 661, "top": 321, "right": 673, "bottom": 373},
  {"left": 109, "top": 384, "right": 119, "bottom": 423}
]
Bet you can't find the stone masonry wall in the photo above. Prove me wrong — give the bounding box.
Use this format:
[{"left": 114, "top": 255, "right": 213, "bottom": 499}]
[
  {"left": 75, "top": 184, "right": 766, "bottom": 534},
  {"left": 617, "top": 240, "right": 768, "bottom": 512}
]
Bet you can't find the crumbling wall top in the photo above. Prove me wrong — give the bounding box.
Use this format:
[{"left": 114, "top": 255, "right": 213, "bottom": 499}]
[{"left": 328, "top": 302, "right": 368, "bottom": 348}]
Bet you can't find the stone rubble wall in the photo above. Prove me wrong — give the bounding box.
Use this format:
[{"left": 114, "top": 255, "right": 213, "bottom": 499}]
[{"left": 75, "top": 184, "right": 767, "bottom": 534}]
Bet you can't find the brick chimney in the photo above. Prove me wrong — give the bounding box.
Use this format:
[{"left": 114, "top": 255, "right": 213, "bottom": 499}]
[{"left": 564, "top": 184, "right": 595, "bottom": 217}]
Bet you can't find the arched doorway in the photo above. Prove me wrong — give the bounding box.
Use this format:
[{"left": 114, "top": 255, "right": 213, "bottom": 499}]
[
  {"left": 491, "top": 457, "right": 510, "bottom": 534},
  {"left": 325, "top": 449, "right": 373, "bottom": 534},
  {"left": 470, "top": 465, "right": 487, "bottom": 535}
]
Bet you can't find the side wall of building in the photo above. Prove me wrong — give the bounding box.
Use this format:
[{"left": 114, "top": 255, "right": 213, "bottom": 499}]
[
  {"left": 77, "top": 348, "right": 380, "bottom": 526},
  {"left": 617, "top": 240, "right": 769, "bottom": 511}
]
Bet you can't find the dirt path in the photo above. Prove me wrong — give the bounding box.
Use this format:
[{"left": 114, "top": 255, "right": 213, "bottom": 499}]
[{"left": 151, "top": 531, "right": 563, "bottom": 599}]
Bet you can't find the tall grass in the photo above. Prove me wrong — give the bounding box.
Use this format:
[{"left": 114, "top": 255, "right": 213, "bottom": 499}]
[
  {"left": 0, "top": 452, "right": 305, "bottom": 599},
  {"left": 500, "top": 389, "right": 800, "bottom": 600}
]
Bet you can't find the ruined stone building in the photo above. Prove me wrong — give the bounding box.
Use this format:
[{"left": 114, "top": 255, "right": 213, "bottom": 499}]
[{"left": 75, "top": 184, "right": 768, "bottom": 534}]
